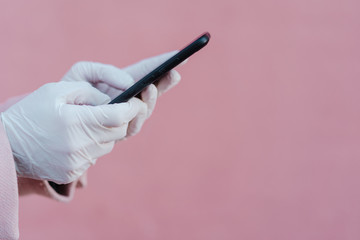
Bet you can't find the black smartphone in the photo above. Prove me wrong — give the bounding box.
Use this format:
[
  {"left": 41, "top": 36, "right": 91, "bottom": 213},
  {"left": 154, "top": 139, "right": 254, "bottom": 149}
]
[{"left": 109, "top": 32, "right": 211, "bottom": 104}]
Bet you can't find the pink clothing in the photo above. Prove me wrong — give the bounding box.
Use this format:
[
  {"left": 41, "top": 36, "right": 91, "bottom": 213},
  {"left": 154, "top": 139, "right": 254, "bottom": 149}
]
[
  {"left": 0, "top": 95, "right": 86, "bottom": 240},
  {"left": 0, "top": 117, "right": 18, "bottom": 240}
]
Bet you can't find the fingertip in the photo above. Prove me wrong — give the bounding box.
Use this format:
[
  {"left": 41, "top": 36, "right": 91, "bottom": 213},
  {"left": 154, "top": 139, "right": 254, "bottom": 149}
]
[
  {"left": 100, "top": 95, "right": 112, "bottom": 105},
  {"left": 126, "top": 97, "right": 145, "bottom": 118},
  {"left": 87, "top": 85, "right": 111, "bottom": 105},
  {"left": 125, "top": 97, "right": 148, "bottom": 136},
  {"left": 90, "top": 101, "right": 134, "bottom": 128},
  {"left": 95, "top": 90, "right": 112, "bottom": 105},
  {"left": 149, "top": 83, "right": 158, "bottom": 92},
  {"left": 170, "top": 70, "right": 181, "bottom": 84},
  {"left": 129, "top": 97, "right": 148, "bottom": 111},
  {"left": 141, "top": 84, "right": 158, "bottom": 117},
  {"left": 142, "top": 84, "right": 158, "bottom": 99},
  {"left": 66, "top": 82, "right": 111, "bottom": 106},
  {"left": 157, "top": 70, "right": 181, "bottom": 96},
  {"left": 179, "top": 58, "right": 189, "bottom": 66}
]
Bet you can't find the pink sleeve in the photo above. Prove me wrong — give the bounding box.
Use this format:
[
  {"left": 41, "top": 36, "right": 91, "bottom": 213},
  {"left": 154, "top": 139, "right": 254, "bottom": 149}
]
[
  {"left": 0, "top": 94, "right": 87, "bottom": 220},
  {"left": 0, "top": 119, "right": 19, "bottom": 240}
]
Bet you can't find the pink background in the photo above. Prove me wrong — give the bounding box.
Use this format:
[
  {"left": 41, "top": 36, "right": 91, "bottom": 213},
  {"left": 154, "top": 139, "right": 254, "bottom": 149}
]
[{"left": 1, "top": 0, "right": 360, "bottom": 239}]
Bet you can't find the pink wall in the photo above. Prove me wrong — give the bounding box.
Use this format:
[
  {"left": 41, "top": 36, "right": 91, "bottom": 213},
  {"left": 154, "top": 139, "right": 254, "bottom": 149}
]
[{"left": 1, "top": 0, "right": 360, "bottom": 239}]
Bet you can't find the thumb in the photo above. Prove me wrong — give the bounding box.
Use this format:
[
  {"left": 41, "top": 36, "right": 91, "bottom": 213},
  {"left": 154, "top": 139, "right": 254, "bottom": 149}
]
[
  {"left": 64, "top": 82, "right": 111, "bottom": 106},
  {"left": 63, "top": 97, "right": 144, "bottom": 128}
]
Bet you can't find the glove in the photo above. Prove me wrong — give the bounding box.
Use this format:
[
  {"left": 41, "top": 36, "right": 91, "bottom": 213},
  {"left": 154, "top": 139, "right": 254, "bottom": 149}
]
[
  {"left": 1, "top": 81, "right": 147, "bottom": 184},
  {"left": 61, "top": 51, "right": 182, "bottom": 136}
]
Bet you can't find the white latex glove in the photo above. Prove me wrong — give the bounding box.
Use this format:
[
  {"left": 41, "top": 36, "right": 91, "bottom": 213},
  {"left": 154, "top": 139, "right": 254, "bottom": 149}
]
[
  {"left": 0, "top": 81, "right": 147, "bottom": 184},
  {"left": 62, "top": 51, "right": 182, "bottom": 136}
]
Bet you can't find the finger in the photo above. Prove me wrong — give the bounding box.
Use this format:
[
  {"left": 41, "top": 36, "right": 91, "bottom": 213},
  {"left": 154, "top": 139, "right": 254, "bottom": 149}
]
[
  {"left": 157, "top": 70, "right": 181, "bottom": 96},
  {"left": 141, "top": 84, "right": 158, "bottom": 117},
  {"left": 94, "top": 82, "right": 123, "bottom": 100},
  {"left": 178, "top": 58, "right": 189, "bottom": 66},
  {"left": 62, "top": 98, "right": 143, "bottom": 128},
  {"left": 61, "top": 81, "right": 111, "bottom": 105},
  {"left": 124, "top": 51, "right": 178, "bottom": 81},
  {"left": 64, "top": 61, "right": 135, "bottom": 91},
  {"left": 126, "top": 98, "right": 148, "bottom": 137}
]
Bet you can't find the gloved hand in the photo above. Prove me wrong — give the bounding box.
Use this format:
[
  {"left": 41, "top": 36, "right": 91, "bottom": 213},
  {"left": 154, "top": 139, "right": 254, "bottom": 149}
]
[
  {"left": 0, "top": 81, "right": 147, "bottom": 184},
  {"left": 61, "top": 51, "right": 182, "bottom": 136}
]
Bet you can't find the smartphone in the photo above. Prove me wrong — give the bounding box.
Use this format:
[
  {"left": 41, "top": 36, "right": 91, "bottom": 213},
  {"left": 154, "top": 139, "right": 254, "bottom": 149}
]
[{"left": 109, "top": 32, "right": 211, "bottom": 104}]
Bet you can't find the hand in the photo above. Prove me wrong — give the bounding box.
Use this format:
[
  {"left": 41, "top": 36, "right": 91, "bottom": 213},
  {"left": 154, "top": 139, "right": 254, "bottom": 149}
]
[
  {"left": 61, "top": 51, "right": 182, "bottom": 136},
  {"left": 1, "top": 81, "right": 147, "bottom": 184}
]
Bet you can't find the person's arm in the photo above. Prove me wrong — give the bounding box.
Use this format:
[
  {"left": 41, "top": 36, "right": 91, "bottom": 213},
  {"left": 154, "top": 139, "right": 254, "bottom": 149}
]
[
  {"left": 0, "top": 51, "right": 183, "bottom": 199},
  {"left": 0, "top": 115, "right": 19, "bottom": 240}
]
